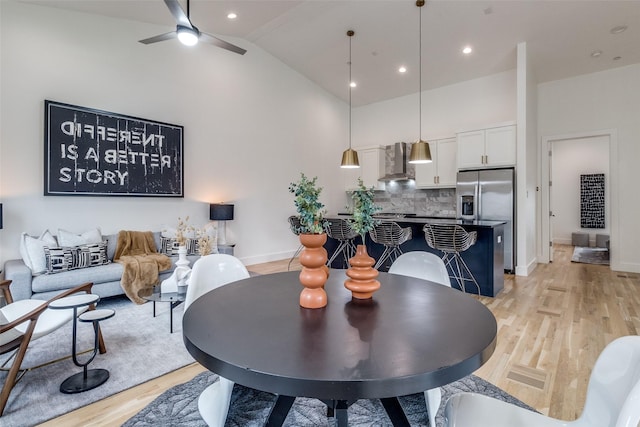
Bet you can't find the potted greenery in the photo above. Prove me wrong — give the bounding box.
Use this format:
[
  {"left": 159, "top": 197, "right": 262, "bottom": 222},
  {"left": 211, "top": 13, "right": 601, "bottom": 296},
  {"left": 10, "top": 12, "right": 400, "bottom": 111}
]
[
  {"left": 348, "top": 178, "right": 382, "bottom": 244},
  {"left": 345, "top": 178, "right": 382, "bottom": 299},
  {"left": 289, "top": 173, "right": 329, "bottom": 309},
  {"left": 288, "top": 173, "right": 327, "bottom": 234}
]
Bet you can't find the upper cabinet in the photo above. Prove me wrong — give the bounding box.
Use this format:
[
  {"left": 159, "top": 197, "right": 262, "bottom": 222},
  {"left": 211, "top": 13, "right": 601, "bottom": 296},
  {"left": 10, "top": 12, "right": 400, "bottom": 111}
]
[
  {"left": 343, "top": 146, "right": 385, "bottom": 191},
  {"left": 415, "top": 137, "right": 457, "bottom": 188},
  {"left": 456, "top": 124, "right": 516, "bottom": 169}
]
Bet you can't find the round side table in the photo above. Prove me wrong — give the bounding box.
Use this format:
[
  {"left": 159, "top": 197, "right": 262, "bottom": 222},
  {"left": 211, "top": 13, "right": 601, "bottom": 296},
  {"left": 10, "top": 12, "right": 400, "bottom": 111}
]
[{"left": 49, "top": 294, "right": 113, "bottom": 394}]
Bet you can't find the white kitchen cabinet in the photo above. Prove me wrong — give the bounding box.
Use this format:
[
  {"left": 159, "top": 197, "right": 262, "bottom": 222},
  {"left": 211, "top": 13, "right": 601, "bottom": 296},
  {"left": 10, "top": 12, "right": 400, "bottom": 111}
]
[
  {"left": 456, "top": 124, "right": 516, "bottom": 169},
  {"left": 343, "top": 146, "right": 385, "bottom": 191},
  {"left": 415, "top": 137, "right": 457, "bottom": 188}
]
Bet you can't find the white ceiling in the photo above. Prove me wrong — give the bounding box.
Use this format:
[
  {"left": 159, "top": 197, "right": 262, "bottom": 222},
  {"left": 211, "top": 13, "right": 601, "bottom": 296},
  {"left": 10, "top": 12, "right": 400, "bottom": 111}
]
[{"left": 23, "top": 0, "right": 640, "bottom": 106}]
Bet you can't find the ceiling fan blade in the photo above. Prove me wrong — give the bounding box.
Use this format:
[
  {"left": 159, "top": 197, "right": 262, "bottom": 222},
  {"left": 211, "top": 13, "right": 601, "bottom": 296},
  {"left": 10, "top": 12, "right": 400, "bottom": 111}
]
[
  {"left": 200, "top": 32, "right": 247, "bottom": 55},
  {"left": 164, "top": 0, "right": 193, "bottom": 29},
  {"left": 139, "top": 31, "right": 177, "bottom": 45}
]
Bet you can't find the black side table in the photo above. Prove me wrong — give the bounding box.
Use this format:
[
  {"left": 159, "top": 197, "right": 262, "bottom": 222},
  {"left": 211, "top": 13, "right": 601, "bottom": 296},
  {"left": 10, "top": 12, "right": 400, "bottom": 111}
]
[{"left": 49, "top": 294, "right": 114, "bottom": 393}]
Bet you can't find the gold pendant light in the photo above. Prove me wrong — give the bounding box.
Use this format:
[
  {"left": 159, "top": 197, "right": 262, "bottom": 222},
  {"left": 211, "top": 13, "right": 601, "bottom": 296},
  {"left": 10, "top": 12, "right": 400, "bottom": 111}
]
[
  {"left": 341, "top": 30, "right": 360, "bottom": 169},
  {"left": 409, "top": 0, "right": 432, "bottom": 164}
]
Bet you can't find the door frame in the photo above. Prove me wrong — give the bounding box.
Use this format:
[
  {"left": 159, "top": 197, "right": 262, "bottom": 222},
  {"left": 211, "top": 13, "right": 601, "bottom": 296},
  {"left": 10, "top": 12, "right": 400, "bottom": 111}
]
[{"left": 539, "top": 129, "right": 618, "bottom": 267}]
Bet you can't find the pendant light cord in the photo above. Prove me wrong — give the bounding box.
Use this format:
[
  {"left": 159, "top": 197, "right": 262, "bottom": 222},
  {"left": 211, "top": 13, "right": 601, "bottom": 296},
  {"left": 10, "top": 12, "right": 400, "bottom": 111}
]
[
  {"left": 349, "top": 31, "right": 353, "bottom": 150},
  {"left": 418, "top": 1, "right": 422, "bottom": 141}
]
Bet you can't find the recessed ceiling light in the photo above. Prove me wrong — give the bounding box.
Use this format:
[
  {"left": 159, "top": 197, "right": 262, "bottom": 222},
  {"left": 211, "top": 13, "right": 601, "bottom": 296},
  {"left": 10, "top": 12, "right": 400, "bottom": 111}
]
[
  {"left": 227, "top": 12, "right": 237, "bottom": 19},
  {"left": 398, "top": 66, "right": 407, "bottom": 73},
  {"left": 462, "top": 46, "right": 473, "bottom": 55},
  {"left": 610, "top": 25, "right": 627, "bottom": 34},
  {"left": 591, "top": 50, "right": 602, "bottom": 58},
  {"left": 350, "top": 81, "right": 357, "bottom": 88}
]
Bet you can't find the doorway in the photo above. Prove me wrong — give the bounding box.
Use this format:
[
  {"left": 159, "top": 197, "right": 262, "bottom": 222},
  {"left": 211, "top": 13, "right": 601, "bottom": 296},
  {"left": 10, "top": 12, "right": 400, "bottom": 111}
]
[{"left": 540, "top": 130, "right": 618, "bottom": 266}]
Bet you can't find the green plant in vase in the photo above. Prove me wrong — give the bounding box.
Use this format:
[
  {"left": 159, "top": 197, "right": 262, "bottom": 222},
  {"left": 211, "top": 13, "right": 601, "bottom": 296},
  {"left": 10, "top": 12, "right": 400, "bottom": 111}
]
[
  {"left": 348, "top": 178, "right": 382, "bottom": 245},
  {"left": 289, "top": 173, "right": 329, "bottom": 309},
  {"left": 288, "top": 173, "right": 328, "bottom": 234},
  {"left": 344, "top": 178, "right": 382, "bottom": 299}
]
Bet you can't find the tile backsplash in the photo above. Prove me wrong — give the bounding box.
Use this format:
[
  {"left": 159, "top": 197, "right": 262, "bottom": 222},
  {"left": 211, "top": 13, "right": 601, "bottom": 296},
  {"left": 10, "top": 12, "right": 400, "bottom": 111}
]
[
  {"left": 375, "top": 181, "right": 456, "bottom": 217},
  {"left": 345, "top": 180, "right": 457, "bottom": 218}
]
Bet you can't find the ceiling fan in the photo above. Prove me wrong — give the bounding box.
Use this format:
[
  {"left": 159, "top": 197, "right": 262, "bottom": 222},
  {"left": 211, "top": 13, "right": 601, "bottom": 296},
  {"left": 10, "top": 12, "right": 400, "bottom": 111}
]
[{"left": 139, "top": 0, "right": 246, "bottom": 55}]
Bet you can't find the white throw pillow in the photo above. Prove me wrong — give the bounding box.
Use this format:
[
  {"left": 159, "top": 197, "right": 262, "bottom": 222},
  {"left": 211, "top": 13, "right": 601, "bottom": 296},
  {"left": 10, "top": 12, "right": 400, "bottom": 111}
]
[
  {"left": 57, "top": 227, "right": 102, "bottom": 247},
  {"left": 19, "top": 230, "right": 58, "bottom": 274}
]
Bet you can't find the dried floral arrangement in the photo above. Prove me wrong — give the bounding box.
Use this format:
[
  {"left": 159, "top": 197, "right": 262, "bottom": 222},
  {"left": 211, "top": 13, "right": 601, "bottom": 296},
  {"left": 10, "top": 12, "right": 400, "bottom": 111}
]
[
  {"left": 173, "top": 216, "right": 217, "bottom": 256},
  {"left": 175, "top": 216, "right": 194, "bottom": 246}
]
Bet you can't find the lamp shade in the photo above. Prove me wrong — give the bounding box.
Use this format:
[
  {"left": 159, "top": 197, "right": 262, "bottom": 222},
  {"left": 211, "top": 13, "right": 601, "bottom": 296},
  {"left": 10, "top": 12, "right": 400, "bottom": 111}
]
[
  {"left": 0, "top": 203, "right": 3, "bottom": 229},
  {"left": 210, "top": 203, "right": 234, "bottom": 221},
  {"left": 340, "top": 148, "right": 360, "bottom": 168},
  {"left": 409, "top": 140, "right": 432, "bottom": 164}
]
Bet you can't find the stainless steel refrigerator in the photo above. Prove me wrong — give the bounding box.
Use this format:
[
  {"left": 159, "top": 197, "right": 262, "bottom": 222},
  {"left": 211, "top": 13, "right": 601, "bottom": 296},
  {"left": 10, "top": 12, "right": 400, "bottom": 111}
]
[{"left": 456, "top": 168, "right": 515, "bottom": 273}]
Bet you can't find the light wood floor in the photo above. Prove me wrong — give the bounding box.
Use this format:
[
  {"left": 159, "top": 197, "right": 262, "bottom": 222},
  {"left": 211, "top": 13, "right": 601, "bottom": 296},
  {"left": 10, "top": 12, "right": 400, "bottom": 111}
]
[{"left": 40, "top": 246, "right": 639, "bottom": 426}]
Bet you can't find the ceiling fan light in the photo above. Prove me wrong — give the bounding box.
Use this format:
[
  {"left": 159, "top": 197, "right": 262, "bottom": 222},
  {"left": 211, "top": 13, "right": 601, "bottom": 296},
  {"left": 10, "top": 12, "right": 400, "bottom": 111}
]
[
  {"left": 341, "top": 148, "right": 360, "bottom": 168},
  {"left": 409, "top": 140, "right": 432, "bottom": 164},
  {"left": 177, "top": 27, "right": 199, "bottom": 46}
]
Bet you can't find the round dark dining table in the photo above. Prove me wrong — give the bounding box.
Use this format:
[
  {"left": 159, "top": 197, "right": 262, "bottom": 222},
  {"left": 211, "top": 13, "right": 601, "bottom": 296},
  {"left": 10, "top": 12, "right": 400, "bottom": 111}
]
[{"left": 183, "top": 269, "right": 497, "bottom": 426}]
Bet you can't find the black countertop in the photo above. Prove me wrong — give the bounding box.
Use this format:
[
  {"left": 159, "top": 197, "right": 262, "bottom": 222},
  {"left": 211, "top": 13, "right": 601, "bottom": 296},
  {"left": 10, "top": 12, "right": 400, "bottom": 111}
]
[{"left": 331, "top": 214, "right": 506, "bottom": 228}]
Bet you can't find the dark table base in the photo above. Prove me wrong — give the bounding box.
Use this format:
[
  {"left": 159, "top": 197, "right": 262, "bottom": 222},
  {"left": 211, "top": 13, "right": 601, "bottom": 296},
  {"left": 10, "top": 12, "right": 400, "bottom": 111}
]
[
  {"left": 266, "top": 395, "right": 410, "bottom": 427},
  {"left": 60, "top": 368, "right": 109, "bottom": 394}
]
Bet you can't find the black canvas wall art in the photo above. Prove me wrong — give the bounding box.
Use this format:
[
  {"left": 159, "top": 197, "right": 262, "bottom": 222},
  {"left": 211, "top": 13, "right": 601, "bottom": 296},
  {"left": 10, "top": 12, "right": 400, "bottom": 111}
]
[
  {"left": 580, "top": 173, "right": 605, "bottom": 229},
  {"left": 44, "top": 100, "right": 183, "bottom": 197}
]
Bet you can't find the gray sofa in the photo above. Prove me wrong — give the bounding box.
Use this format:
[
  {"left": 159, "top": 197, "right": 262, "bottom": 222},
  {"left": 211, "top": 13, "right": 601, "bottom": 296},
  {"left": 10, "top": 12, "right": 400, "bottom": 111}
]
[{"left": 3, "top": 232, "right": 200, "bottom": 301}]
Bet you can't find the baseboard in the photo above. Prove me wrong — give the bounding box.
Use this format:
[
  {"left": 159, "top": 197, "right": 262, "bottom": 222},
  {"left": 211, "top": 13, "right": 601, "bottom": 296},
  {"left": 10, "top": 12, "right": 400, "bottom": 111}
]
[
  {"left": 611, "top": 261, "right": 640, "bottom": 274},
  {"left": 515, "top": 257, "right": 538, "bottom": 277},
  {"left": 239, "top": 250, "right": 296, "bottom": 267},
  {"left": 553, "top": 238, "right": 572, "bottom": 245}
]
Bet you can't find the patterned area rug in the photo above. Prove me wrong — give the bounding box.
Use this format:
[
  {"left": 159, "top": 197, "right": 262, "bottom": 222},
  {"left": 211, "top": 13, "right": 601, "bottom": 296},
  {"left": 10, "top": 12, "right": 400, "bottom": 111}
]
[
  {"left": 124, "top": 372, "right": 537, "bottom": 427},
  {"left": 571, "top": 246, "right": 610, "bottom": 265}
]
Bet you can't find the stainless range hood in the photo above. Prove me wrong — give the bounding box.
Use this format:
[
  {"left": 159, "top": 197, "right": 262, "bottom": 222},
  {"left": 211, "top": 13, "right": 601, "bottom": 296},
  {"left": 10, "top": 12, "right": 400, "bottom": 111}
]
[{"left": 378, "top": 142, "right": 412, "bottom": 182}]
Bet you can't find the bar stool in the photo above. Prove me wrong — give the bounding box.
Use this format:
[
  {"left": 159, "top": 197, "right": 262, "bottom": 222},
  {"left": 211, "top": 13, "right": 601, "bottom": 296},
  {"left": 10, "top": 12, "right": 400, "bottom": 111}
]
[
  {"left": 325, "top": 218, "right": 358, "bottom": 268},
  {"left": 287, "top": 216, "right": 304, "bottom": 271},
  {"left": 369, "top": 222, "right": 412, "bottom": 270},
  {"left": 423, "top": 223, "right": 480, "bottom": 294}
]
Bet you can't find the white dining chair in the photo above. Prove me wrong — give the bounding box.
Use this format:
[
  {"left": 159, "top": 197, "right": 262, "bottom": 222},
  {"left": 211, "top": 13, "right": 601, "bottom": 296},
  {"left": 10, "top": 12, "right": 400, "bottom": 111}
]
[
  {"left": 443, "top": 335, "right": 640, "bottom": 427},
  {"left": 388, "top": 251, "right": 451, "bottom": 427},
  {"left": 184, "top": 254, "right": 250, "bottom": 427},
  {"left": 388, "top": 251, "right": 451, "bottom": 287}
]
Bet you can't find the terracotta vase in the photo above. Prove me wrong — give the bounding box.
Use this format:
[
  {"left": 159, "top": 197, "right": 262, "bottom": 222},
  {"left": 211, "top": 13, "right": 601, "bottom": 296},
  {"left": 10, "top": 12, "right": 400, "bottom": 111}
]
[
  {"left": 298, "top": 233, "right": 329, "bottom": 309},
  {"left": 345, "top": 244, "right": 380, "bottom": 299}
]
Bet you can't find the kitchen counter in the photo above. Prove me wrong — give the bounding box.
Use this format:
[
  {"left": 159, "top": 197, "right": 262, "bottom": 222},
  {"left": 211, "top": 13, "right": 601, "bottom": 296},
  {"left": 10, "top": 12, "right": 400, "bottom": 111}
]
[
  {"left": 335, "top": 214, "right": 505, "bottom": 228},
  {"left": 326, "top": 215, "right": 505, "bottom": 297}
]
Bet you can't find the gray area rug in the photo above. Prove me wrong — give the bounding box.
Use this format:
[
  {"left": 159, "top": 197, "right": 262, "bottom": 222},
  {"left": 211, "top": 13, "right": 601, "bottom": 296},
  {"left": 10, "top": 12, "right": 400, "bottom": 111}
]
[
  {"left": 571, "top": 246, "right": 610, "bottom": 265},
  {"left": 124, "top": 372, "right": 537, "bottom": 427},
  {"left": 0, "top": 295, "right": 194, "bottom": 426}
]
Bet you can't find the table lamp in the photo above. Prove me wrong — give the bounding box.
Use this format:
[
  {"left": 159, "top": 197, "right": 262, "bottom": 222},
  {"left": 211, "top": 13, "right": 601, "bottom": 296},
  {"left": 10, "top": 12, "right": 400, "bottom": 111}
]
[{"left": 210, "top": 203, "right": 234, "bottom": 245}]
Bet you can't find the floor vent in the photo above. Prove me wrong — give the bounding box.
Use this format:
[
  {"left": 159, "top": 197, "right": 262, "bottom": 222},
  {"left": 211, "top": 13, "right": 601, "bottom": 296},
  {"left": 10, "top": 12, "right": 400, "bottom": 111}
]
[{"left": 507, "top": 364, "right": 548, "bottom": 390}]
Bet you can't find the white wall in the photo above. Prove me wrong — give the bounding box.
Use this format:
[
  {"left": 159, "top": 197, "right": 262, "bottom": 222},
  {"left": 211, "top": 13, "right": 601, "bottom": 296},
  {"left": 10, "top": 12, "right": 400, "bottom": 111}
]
[
  {"left": 353, "top": 70, "right": 517, "bottom": 147},
  {"left": 0, "top": 1, "right": 349, "bottom": 265},
  {"left": 551, "top": 136, "right": 610, "bottom": 245},
  {"left": 539, "top": 63, "right": 640, "bottom": 272}
]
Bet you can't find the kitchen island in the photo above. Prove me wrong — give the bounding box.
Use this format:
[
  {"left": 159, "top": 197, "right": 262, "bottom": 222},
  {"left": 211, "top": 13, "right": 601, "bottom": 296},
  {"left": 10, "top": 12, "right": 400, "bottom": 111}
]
[{"left": 325, "top": 215, "right": 505, "bottom": 297}]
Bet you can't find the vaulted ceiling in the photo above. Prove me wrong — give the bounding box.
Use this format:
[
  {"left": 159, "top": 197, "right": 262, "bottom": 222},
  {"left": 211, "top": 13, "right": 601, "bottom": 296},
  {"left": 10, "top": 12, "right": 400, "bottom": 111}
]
[{"left": 23, "top": 0, "right": 640, "bottom": 106}]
